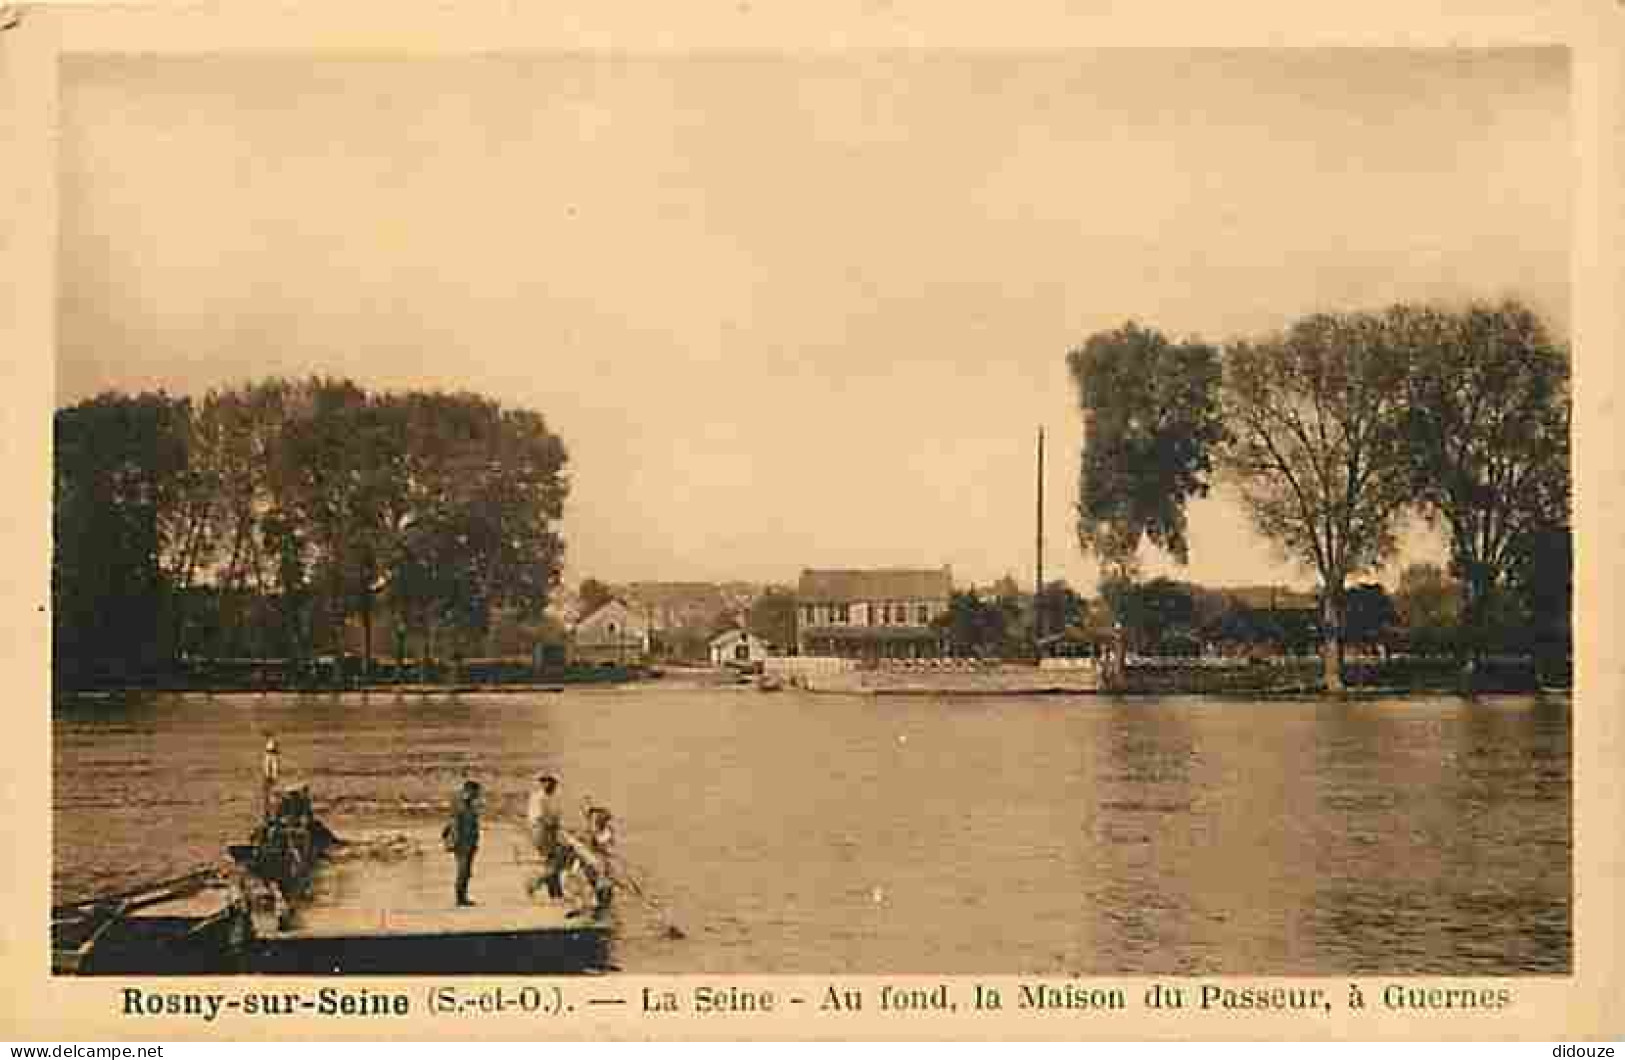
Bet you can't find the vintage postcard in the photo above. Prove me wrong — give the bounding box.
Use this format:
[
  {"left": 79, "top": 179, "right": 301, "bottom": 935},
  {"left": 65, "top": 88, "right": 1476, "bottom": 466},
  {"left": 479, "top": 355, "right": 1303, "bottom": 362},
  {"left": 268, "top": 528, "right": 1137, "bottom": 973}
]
[{"left": 3, "top": 0, "right": 1621, "bottom": 1042}]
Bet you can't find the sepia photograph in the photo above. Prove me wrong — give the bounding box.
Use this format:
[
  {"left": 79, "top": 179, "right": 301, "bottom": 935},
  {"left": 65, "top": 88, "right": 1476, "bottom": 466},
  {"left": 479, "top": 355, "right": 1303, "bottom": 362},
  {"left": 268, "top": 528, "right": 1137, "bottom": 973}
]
[{"left": 27, "top": 20, "right": 1595, "bottom": 1024}]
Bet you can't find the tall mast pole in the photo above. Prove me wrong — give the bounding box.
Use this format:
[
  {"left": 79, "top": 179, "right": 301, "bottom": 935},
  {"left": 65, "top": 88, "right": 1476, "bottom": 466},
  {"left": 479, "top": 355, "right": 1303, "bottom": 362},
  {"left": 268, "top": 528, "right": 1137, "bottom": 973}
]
[{"left": 1035, "top": 425, "right": 1045, "bottom": 653}]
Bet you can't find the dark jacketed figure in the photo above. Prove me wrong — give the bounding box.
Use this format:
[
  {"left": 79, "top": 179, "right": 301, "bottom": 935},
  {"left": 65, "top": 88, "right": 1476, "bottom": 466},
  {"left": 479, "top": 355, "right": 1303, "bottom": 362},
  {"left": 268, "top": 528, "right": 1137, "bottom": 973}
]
[{"left": 446, "top": 780, "right": 483, "bottom": 907}]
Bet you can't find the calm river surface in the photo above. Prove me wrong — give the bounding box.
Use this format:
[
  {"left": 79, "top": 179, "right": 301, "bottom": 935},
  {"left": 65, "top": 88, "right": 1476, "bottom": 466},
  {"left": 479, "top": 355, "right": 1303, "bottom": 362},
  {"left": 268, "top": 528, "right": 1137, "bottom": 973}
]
[{"left": 53, "top": 688, "right": 1570, "bottom": 974}]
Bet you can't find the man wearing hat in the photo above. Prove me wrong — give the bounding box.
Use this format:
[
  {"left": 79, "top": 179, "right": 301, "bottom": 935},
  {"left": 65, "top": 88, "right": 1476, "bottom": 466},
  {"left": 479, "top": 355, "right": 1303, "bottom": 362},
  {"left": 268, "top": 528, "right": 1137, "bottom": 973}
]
[
  {"left": 525, "top": 772, "right": 566, "bottom": 899},
  {"left": 447, "top": 779, "right": 483, "bottom": 907},
  {"left": 262, "top": 736, "right": 281, "bottom": 821}
]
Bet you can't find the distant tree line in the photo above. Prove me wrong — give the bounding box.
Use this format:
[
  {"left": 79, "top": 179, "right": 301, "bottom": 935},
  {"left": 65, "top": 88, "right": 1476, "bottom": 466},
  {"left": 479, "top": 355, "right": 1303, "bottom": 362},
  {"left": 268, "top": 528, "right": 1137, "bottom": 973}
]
[
  {"left": 925, "top": 577, "right": 1088, "bottom": 659},
  {"left": 54, "top": 378, "right": 569, "bottom": 687},
  {"left": 924, "top": 574, "right": 1456, "bottom": 662},
  {"left": 1092, "top": 573, "right": 1478, "bottom": 659},
  {"left": 1069, "top": 300, "right": 1571, "bottom": 690}
]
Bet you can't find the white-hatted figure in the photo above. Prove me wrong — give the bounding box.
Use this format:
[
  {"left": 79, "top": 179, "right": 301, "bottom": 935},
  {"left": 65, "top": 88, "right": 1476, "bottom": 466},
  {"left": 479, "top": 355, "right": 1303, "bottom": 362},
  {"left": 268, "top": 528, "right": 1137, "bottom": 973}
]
[{"left": 262, "top": 737, "right": 281, "bottom": 820}]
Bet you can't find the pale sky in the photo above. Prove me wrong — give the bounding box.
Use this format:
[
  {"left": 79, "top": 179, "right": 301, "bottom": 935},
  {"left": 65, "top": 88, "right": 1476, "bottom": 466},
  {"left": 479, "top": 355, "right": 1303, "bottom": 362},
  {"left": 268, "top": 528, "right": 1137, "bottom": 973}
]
[{"left": 57, "top": 49, "right": 1570, "bottom": 595}]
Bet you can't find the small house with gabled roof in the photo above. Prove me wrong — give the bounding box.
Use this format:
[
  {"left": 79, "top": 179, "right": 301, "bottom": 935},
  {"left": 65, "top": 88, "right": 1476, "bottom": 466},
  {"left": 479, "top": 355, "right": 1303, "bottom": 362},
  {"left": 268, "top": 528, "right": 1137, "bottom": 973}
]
[
  {"left": 569, "top": 598, "right": 650, "bottom": 664},
  {"left": 709, "top": 627, "right": 771, "bottom": 667}
]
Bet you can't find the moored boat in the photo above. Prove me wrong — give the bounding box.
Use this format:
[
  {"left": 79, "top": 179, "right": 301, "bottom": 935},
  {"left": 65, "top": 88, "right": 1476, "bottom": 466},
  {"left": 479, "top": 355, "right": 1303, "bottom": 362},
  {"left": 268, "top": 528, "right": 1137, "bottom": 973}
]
[{"left": 52, "top": 868, "right": 248, "bottom": 975}]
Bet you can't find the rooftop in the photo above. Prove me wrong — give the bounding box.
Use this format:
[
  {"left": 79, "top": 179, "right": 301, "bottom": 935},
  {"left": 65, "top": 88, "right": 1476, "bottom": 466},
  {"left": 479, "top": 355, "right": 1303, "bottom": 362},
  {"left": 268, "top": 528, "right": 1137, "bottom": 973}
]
[{"left": 797, "top": 567, "right": 953, "bottom": 603}]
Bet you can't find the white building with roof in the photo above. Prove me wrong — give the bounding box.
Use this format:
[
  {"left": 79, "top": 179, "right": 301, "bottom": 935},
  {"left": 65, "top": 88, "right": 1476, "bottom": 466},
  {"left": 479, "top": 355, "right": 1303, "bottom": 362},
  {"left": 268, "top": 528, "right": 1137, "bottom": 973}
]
[
  {"left": 795, "top": 567, "right": 953, "bottom": 659},
  {"left": 709, "top": 628, "right": 771, "bottom": 667}
]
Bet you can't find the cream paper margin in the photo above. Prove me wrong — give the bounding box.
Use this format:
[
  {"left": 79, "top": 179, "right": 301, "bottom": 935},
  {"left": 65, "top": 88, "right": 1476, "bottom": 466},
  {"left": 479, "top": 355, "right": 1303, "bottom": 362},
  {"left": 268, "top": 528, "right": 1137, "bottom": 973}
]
[{"left": 1, "top": 0, "right": 1620, "bottom": 1042}]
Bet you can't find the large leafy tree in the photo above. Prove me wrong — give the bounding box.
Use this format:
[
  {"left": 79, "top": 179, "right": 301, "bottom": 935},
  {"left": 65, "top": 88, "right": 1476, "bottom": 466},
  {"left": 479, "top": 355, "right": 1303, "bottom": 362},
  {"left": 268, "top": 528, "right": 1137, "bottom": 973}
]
[
  {"left": 1220, "top": 311, "right": 1414, "bottom": 691},
  {"left": 387, "top": 392, "right": 569, "bottom": 660},
  {"left": 1506, "top": 522, "right": 1572, "bottom": 677},
  {"left": 54, "top": 392, "right": 192, "bottom": 682},
  {"left": 53, "top": 379, "right": 570, "bottom": 685},
  {"left": 1068, "top": 322, "right": 1226, "bottom": 579},
  {"left": 276, "top": 380, "right": 386, "bottom": 666},
  {"left": 1394, "top": 301, "right": 1570, "bottom": 667},
  {"left": 190, "top": 380, "right": 299, "bottom": 658},
  {"left": 158, "top": 398, "right": 228, "bottom": 656},
  {"left": 747, "top": 587, "right": 799, "bottom": 651}
]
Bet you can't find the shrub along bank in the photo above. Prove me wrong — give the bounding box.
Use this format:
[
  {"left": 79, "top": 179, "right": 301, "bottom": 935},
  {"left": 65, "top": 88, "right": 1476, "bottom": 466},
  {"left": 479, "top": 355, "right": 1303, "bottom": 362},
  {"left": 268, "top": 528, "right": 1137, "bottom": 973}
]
[{"left": 1117, "top": 654, "right": 1560, "bottom": 694}]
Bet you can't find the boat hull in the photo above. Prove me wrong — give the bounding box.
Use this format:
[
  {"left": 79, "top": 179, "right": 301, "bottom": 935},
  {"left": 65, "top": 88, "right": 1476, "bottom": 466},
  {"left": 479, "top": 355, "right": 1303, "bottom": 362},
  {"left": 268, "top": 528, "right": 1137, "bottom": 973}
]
[
  {"left": 58, "top": 909, "right": 250, "bottom": 976},
  {"left": 247, "top": 925, "right": 612, "bottom": 975},
  {"left": 58, "top": 909, "right": 612, "bottom": 976}
]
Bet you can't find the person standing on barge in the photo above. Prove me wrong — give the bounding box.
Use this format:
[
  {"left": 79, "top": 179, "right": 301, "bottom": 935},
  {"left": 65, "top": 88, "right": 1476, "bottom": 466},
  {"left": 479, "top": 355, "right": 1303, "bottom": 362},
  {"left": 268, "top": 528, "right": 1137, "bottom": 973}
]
[
  {"left": 526, "top": 772, "right": 567, "bottom": 899},
  {"left": 262, "top": 736, "right": 280, "bottom": 820},
  {"left": 446, "top": 779, "right": 483, "bottom": 907}
]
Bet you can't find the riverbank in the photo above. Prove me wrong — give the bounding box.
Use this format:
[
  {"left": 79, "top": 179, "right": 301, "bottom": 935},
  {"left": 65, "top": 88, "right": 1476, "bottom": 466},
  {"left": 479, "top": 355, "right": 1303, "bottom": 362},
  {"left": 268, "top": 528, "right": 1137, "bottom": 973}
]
[
  {"left": 768, "top": 653, "right": 1567, "bottom": 697},
  {"left": 52, "top": 661, "right": 767, "bottom": 699},
  {"left": 57, "top": 654, "right": 1568, "bottom": 699},
  {"left": 1109, "top": 654, "right": 1563, "bottom": 696},
  {"left": 56, "top": 660, "right": 658, "bottom": 697}
]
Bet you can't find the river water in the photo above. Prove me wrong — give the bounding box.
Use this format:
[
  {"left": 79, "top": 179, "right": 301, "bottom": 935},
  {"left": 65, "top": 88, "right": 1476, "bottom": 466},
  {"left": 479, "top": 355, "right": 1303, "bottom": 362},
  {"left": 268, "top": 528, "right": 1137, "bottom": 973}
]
[{"left": 53, "top": 688, "right": 1570, "bottom": 975}]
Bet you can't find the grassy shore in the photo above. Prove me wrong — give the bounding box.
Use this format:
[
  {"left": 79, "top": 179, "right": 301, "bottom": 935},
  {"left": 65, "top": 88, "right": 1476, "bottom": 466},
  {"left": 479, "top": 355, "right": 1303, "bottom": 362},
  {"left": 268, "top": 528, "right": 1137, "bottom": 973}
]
[
  {"left": 56, "top": 659, "right": 652, "bottom": 696},
  {"left": 1118, "top": 654, "right": 1566, "bottom": 695}
]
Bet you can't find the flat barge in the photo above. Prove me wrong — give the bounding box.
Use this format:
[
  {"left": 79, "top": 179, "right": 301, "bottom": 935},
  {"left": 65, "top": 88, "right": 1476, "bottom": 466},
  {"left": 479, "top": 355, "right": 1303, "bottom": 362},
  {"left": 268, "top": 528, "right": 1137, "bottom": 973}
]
[
  {"left": 54, "top": 817, "right": 612, "bottom": 976},
  {"left": 249, "top": 825, "right": 612, "bottom": 974}
]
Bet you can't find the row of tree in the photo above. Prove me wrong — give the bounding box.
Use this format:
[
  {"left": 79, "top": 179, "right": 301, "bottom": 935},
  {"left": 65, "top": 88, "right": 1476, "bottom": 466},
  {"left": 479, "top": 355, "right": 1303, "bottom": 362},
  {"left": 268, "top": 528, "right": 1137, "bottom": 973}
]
[
  {"left": 1096, "top": 567, "right": 1549, "bottom": 659},
  {"left": 925, "top": 568, "right": 1510, "bottom": 661},
  {"left": 54, "top": 379, "right": 570, "bottom": 686},
  {"left": 1070, "top": 300, "right": 1571, "bottom": 690},
  {"left": 928, "top": 579, "right": 1086, "bottom": 658}
]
